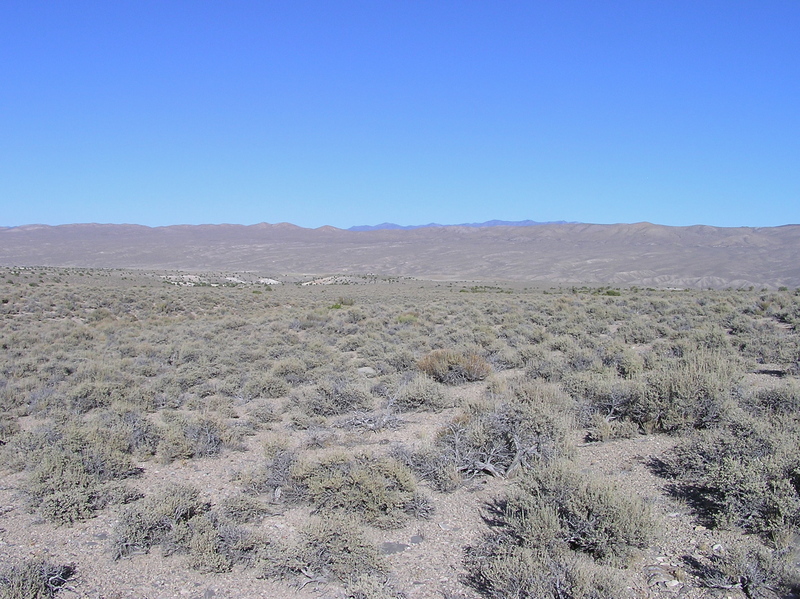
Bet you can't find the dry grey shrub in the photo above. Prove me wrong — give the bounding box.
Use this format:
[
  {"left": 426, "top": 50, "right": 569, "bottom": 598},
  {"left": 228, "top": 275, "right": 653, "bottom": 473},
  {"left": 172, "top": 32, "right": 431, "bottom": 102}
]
[
  {"left": 156, "top": 411, "right": 239, "bottom": 462},
  {"left": 391, "top": 372, "right": 449, "bottom": 412},
  {"left": 690, "top": 545, "right": 799, "bottom": 598},
  {"left": 235, "top": 448, "right": 299, "bottom": 503},
  {"left": 661, "top": 410, "right": 800, "bottom": 537},
  {"left": 295, "top": 375, "right": 373, "bottom": 416},
  {"left": 273, "top": 514, "right": 398, "bottom": 598},
  {"left": 291, "top": 451, "right": 429, "bottom": 529},
  {"left": 112, "top": 483, "right": 271, "bottom": 573},
  {"left": 395, "top": 380, "right": 574, "bottom": 491},
  {"left": 8, "top": 422, "right": 143, "bottom": 525},
  {"left": 417, "top": 348, "right": 493, "bottom": 384},
  {"left": 0, "top": 559, "right": 75, "bottom": 599},
  {"left": 464, "top": 461, "right": 652, "bottom": 599}
]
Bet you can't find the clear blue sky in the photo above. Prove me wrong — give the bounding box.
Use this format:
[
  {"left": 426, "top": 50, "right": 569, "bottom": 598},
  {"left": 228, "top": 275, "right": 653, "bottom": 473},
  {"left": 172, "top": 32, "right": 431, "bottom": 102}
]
[{"left": 1, "top": 1, "right": 798, "bottom": 229}]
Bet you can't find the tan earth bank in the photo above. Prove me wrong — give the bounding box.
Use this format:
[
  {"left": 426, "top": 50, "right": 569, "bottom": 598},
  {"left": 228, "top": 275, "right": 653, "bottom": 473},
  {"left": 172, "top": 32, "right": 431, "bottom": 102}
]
[{"left": 0, "top": 267, "right": 798, "bottom": 598}]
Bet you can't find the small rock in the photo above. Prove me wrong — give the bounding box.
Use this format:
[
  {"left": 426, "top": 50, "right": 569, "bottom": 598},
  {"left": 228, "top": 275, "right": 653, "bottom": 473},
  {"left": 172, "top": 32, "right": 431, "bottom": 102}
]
[{"left": 381, "top": 542, "right": 410, "bottom": 555}]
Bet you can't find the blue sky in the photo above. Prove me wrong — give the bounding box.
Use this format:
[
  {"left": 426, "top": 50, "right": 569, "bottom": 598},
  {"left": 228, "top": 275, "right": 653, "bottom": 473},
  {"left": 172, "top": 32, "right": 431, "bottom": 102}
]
[{"left": 1, "top": 1, "right": 798, "bottom": 229}]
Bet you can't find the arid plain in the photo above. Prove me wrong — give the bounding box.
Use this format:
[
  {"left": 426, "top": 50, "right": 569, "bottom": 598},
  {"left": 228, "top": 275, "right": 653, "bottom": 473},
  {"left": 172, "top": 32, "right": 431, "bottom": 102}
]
[{"left": 0, "top": 223, "right": 799, "bottom": 598}]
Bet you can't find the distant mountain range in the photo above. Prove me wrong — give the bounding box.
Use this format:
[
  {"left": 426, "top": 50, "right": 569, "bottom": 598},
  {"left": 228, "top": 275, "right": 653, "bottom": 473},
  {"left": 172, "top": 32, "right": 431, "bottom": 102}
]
[
  {"left": 1, "top": 221, "right": 798, "bottom": 288},
  {"left": 347, "top": 220, "right": 574, "bottom": 231}
]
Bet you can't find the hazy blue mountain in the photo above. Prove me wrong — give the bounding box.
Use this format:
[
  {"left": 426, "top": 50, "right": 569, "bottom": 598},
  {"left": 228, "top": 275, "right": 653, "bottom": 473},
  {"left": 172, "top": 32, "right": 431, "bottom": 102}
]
[{"left": 347, "top": 220, "right": 574, "bottom": 231}]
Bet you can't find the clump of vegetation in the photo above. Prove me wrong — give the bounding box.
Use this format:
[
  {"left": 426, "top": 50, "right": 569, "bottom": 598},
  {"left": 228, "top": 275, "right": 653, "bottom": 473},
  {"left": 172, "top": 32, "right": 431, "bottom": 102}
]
[
  {"left": 0, "top": 559, "right": 75, "bottom": 599},
  {"left": 396, "top": 383, "right": 573, "bottom": 491},
  {"left": 464, "top": 461, "right": 652, "bottom": 598},
  {"left": 291, "top": 452, "right": 429, "bottom": 528},
  {"left": 689, "top": 545, "right": 800, "bottom": 598},
  {"left": 417, "top": 348, "right": 493, "bottom": 384},
  {"left": 296, "top": 376, "right": 373, "bottom": 416},
  {"left": 156, "top": 412, "right": 238, "bottom": 463},
  {"left": 276, "top": 514, "right": 395, "bottom": 597},
  {"left": 4, "top": 423, "right": 142, "bottom": 525},
  {"left": 112, "top": 483, "right": 269, "bottom": 573},
  {"left": 660, "top": 411, "right": 800, "bottom": 537},
  {"left": 391, "top": 372, "right": 449, "bottom": 411}
]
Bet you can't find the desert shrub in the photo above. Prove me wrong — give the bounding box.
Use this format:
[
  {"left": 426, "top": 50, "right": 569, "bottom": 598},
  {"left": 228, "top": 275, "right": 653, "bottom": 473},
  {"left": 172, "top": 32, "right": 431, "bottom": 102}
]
[
  {"left": 744, "top": 381, "right": 800, "bottom": 417},
  {"left": 660, "top": 412, "right": 800, "bottom": 536},
  {"left": 524, "top": 347, "right": 567, "bottom": 382},
  {"left": 113, "top": 483, "right": 265, "bottom": 572},
  {"left": 598, "top": 343, "right": 643, "bottom": 379},
  {"left": 0, "top": 414, "right": 20, "bottom": 444},
  {"left": 0, "top": 559, "right": 76, "bottom": 599},
  {"left": 392, "top": 373, "right": 449, "bottom": 412},
  {"left": 270, "top": 357, "right": 309, "bottom": 386},
  {"left": 511, "top": 462, "right": 652, "bottom": 564},
  {"left": 335, "top": 409, "right": 404, "bottom": 433},
  {"left": 65, "top": 379, "right": 131, "bottom": 414},
  {"left": 17, "top": 424, "right": 142, "bottom": 525},
  {"left": 397, "top": 388, "right": 573, "bottom": 490},
  {"left": 630, "top": 350, "right": 742, "bottom": 432},
  {"left": 382, "top": 347, "right": 417, "bottom": 373},
  {"left": 296, "top": 376, "right": 373, "bottom": 416},
  {"left": 112, "top": 483, "right": 205, "bottom": 559},
  {"left": 219, "top": 494, "right": 270, "bottom": 523},
  {"left": 464, "top": 543, "right": 629, "bottom": 599},
  {"left": 241, "top": 373, "right": 289, "bottom": 400},
  {"left": 186, "top": 513, "right": 262, "bottom": 573},
  {"left": 90, "top": 405, "right": 161, "bottom": 458},
  {"left": 690, "top": 545, "right": 800, "bottom": 598},
  {"left": 156, "top": 412, "right": 237, "bottom": 462},
  {"left": 584, "top": 413, "right": 640, "bottom": 443},
  {"left": 417, "top": 348, "right": 492, "bottom": 384},
  {"left": 291, "top": 452, "right": 423, "bottom": 528},
  {"left": 464, "top": 461, "right": 649, "bottom": 598},
  {"left": 730, "top": 317, "right": 799, "bottom": 365},
  {"left": 282, "top": 514, "right": 389, "bottom": 593},
  {"left": 235, "top": 448, "right": 299, "bottom": 503}
]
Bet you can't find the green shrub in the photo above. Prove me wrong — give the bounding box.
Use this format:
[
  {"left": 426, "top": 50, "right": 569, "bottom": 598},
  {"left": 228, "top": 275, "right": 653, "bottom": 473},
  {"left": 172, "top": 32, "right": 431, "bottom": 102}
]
[{"left": 417, "top": 348, "right": 492, "bottom": 384}]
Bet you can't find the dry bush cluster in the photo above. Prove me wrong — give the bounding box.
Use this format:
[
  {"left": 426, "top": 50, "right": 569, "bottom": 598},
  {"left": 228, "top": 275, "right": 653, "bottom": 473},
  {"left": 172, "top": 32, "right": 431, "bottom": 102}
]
[{"left": 0, "top": 267, "right": 799, "bottom": 597}]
